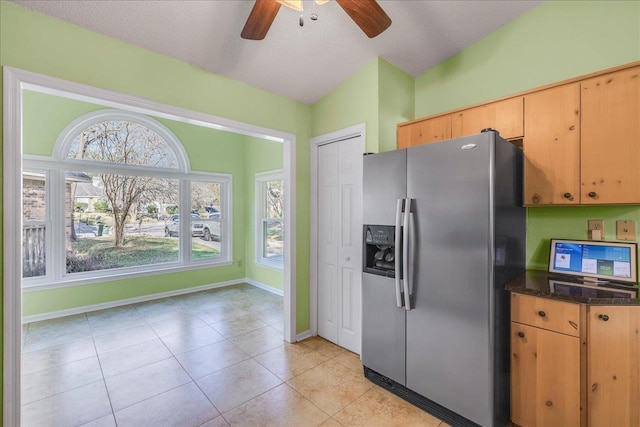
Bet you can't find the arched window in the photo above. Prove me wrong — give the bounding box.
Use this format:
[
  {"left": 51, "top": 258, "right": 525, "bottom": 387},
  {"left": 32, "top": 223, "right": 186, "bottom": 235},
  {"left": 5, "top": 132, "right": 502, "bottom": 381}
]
[
  {"left": 55, "top": 110, "right": 189, "bottom": 171},
  {"left": 23, "top": 110, "right": 231, "bottom": 287}
]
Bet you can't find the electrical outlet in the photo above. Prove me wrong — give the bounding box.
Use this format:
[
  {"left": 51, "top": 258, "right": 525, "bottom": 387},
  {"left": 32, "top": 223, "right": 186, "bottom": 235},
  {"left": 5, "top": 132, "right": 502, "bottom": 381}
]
[
  {"left": 588, "top": 220, "right": 605, "bottom": 240},
  {"left": 616, "top": 220, "right": 636, "bottom": 241}
]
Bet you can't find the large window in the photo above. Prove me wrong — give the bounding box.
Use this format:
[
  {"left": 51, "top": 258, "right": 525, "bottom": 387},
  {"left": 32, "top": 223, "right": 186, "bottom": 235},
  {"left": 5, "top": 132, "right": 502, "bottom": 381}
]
[
  {"left": 22, "top": 110, "right": 232, "bottom": 288},
  {"left": 255, "top": 170, "right": 284, "bottom": 269}
]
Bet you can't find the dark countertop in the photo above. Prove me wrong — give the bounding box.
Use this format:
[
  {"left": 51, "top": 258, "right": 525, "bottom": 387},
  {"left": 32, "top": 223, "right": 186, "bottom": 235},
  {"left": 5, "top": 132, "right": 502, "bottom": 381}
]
[{"left": 505, "top": 270, "right": 640, "bottom": 305}]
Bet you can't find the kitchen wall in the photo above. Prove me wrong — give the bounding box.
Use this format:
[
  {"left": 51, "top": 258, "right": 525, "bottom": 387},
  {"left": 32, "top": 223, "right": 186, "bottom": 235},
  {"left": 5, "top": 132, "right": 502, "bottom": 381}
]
[
  {"left": 311, "top": 58, "right": 380, "bottom": 151},
  {"left": 412, "top": 0, "right": 640, "bottom": 269},
  {"left": 311, "top": 57, "right": 414, "bottom": 153}
]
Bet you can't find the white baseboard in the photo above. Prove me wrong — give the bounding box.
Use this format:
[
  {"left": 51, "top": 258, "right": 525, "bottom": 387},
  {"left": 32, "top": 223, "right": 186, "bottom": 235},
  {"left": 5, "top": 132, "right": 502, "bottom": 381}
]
[
  {"left": 244, "top": 278, "right": 284, "bottom": 296},
  {"left": 296, "top": 330, "right": 313, "bottom": 342},
  {"left": 23, "top": 277, "right": 286, "bottom": 324},
  {"left": 22, "top": 278, "right": 246, "bottom": 324}
]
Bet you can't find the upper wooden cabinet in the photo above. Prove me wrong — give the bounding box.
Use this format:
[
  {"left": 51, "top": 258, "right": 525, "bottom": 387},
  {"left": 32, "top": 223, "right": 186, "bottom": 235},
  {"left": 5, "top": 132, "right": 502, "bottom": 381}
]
[
  {"left": 398, "top": 61, "right": 639, "bottom": 205},
  {"left": 451, "top": 96, "right": 524, "bottom": 140},
  {"left": 397, "top": 114, "right": 451, "bottom": 148},
  {"left": 524, "top": 83, "right": 580, "bottom": 205},
  {"left": 581, "top": 67, "right": 640, "bottom": 204}
]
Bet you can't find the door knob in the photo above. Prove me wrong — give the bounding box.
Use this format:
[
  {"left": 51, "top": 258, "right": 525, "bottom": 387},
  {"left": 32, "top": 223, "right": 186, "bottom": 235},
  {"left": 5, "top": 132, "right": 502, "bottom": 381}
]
[
  {"left": 599, "top": 314, "right": 609, "bottom": 321},
  {"left": 538, "top": 311, "right": 547, "bottom": 318},
  {"left": 563, "top": 192, "right": 573, "bottom": 200},
  {"left": 588, "top": 192, "right": 597, "bottom": 198},
  {"left": 517, "top": 331, "right": 525, "bottom": 338}
]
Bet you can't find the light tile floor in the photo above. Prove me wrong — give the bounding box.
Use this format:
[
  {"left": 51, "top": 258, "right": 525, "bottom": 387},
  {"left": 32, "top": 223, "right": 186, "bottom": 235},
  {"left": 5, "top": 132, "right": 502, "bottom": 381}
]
[{"left": 22, "top": 283, "right": 449, "bottom": 427}]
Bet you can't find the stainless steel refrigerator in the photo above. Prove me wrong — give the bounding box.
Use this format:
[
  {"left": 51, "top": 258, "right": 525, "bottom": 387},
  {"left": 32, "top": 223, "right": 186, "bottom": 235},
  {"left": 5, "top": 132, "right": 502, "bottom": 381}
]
[{"left": 361, "top": 131, "right": 525, "bottom": 427}]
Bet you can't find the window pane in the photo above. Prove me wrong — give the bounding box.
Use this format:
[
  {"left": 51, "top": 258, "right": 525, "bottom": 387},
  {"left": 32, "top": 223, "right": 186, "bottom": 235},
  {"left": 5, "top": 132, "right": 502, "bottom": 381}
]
[
  {"left": 23, "top": 170, "right": 47, "bottom": 278},
  {"left": 264, "top": 180, "right": 283, "bottom": 219},
  {"left": 66, "top": 171, "right": 180, "bottom": 273},
  {"left": 191, "top": 181, "right": 222, "bottom": 260},
  {"left": 67, "top": 120, "right": 179, "bottom": 169},
  {"left": 263, "top": 219, "right": 283, "bottom": 261}
]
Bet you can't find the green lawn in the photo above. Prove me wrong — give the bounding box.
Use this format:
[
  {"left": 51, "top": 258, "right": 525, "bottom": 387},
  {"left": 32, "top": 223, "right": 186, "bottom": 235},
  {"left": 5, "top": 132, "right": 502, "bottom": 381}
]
[{"left": 69, "top": 236, "right": 219, "bottom": 271}]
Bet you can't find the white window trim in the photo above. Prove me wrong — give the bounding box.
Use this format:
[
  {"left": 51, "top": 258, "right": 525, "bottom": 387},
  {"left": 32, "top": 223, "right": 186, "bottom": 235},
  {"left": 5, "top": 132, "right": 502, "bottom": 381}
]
[
  {"left": 21, "top": 109, "right": 233, "bottom": 290},
  {"left": 53, "top": 109, "right": 191, "bottom": 172},
  {"left": 255, "top": 169, "right": 284, "bottom": 270}
]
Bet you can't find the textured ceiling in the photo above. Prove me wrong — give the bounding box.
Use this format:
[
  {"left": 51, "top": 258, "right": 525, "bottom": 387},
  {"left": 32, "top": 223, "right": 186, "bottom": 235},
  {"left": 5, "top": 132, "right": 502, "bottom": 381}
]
[{"left": 11, "top": 0, "right": 543, "bottom": 105}]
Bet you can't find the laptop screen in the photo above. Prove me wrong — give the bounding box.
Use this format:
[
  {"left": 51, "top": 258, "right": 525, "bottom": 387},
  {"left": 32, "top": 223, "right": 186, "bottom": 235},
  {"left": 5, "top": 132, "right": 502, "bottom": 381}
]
[{"left": 548, "top": 239, "right": 638, "bottom": 284}]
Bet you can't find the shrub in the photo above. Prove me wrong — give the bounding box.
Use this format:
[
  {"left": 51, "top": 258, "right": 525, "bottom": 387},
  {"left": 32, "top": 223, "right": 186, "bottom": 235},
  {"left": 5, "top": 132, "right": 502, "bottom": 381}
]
[
  {"left": 94, "top": 201, "right": 110, "bottom": 213},
  {"left": 147, "top": 204, "right": 158, "bottom": 214},
  {"left": 165, "top": 205, "right": 179, "bottom": 215},
  {"left": 74, "top": 202, "right": 88, "bottom": 212},
  {"left": 66, "top": 252, "right": 118, "bottom": 273}
]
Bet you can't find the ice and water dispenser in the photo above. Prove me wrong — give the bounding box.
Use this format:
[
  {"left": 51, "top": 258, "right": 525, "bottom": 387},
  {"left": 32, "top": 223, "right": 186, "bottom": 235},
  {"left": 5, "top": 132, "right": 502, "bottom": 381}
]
[{"left": 363, "top": 225, "right": 397, "bottom": 277}]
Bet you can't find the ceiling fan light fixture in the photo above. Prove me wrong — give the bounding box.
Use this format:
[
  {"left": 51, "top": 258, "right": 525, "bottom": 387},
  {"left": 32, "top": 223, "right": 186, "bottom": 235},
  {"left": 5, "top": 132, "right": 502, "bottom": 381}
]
[
  {"left": 315, "top": 0, "right": 330, "bottom": 4},
  {"left": 276, "top": 0, "right": 303, "bottom": 12}
]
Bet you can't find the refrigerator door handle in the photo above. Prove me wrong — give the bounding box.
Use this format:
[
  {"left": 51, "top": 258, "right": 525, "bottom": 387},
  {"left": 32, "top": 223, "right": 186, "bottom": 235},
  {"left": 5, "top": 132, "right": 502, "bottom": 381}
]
[
  {"left": 403, "top": 198, "right": 412, "bottom": 311},
  {"left": 394, "top": 199, "right": 404, "bottom": 308}
]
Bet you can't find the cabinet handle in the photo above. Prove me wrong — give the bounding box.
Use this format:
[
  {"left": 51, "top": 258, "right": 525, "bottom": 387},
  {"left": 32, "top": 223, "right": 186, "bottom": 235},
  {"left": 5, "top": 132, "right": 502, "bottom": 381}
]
[
  {"left": 563, "top": 192, "right": 573, "bottom": 200},
  {"left": 517, "top": 331, "right": 525, "bottom": 338},
  {"left": 599, "top": 314, "right": 609, "bottom": 322},
  {"left": 588, "top": 191, "right": 597, "bottom": 198},
  {"left": 538, "top": 311, "right": 547, "bottom": 318}
]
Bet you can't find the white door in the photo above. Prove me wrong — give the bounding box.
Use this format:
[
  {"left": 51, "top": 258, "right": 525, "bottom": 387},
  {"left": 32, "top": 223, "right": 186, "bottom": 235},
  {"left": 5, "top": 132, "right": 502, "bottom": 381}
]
[{"left": 317, "top": 136, "right": 363, "bottom": 354}]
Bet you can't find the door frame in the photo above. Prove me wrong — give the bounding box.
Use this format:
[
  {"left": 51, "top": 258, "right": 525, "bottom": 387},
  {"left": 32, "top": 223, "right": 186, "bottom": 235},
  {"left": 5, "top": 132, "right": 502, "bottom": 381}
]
[
  {"left": 309, "top": 123, "right": 365, "bottom": 339},
  {"left": 3, "top": 67, "right": 297, "bottom": 427}
]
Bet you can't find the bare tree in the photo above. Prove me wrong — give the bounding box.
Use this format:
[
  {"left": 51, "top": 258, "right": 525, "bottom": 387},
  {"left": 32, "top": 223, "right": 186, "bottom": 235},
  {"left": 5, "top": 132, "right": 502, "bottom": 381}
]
[
  {"left": 71, "top": 120, "right": 178, "bottom": 247},
  {"left": 266, "top": 180, "right": 283, "bottom": 218},
  {"left": 191, "top": 182, "right": 221, "bottom": 214}
]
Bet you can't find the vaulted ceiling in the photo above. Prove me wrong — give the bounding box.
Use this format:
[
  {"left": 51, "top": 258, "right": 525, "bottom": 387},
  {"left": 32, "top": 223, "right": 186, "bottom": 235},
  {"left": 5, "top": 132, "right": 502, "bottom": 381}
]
[{"left": 11, "top": 0, "right": 543, "bottom": 104}]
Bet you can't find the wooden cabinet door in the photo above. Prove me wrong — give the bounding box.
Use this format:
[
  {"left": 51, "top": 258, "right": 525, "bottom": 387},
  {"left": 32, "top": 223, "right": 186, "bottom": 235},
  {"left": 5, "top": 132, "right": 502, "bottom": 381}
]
[
  {"left": 397, "top": 125, "right": 411, "bottom": 149},
  {"left": 511, "top": 323, "right": 581, "bottom": 427},
  {"left": 523, "top": 84, "right": 580, "bottom": 205},
  {"left": 581, "top": 67, "right": 640, "bottom": 204},
  {"left": 587, "top": 306, "right": 640, "bottom": 427},
  {"left": 409, "top": 114, "right": 451, "bottom": 147},
  {"left": 451, "top": 97, "right": 524, "bottom": 140}
]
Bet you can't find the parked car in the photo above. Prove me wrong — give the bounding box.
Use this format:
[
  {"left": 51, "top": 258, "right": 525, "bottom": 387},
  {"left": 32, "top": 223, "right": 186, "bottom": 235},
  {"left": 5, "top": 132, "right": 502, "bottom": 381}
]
[
  {"left": 164, "top": 213, "right": 204, "bottom": 237},
  {"left": 203, "top": 213, "right": 221, "bottom": 241}
]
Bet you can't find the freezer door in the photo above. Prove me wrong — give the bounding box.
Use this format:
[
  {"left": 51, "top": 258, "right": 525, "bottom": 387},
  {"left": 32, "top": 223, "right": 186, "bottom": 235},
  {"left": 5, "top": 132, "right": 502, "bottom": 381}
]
[
  {"left": 363, "top": 150, "right": 407, "bottom": 225},
  {"left": 405, "top": 133, "right": 496, "bottom": 426},
  {"left": 361, "top": 272, "right": 406, "bottom": 386}
]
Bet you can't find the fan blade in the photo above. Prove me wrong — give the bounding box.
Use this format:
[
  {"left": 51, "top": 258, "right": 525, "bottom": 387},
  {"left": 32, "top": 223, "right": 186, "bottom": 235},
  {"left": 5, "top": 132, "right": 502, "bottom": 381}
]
[
  {"left": 241, "top": 0, "right": 282, "bottom": 40},
  {"left": 335, "top": 0, "right": 391, "bottom": 38}
]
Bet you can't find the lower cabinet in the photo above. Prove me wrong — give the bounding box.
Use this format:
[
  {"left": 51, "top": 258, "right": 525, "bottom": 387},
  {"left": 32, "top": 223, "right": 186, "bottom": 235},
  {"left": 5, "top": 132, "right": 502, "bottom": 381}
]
[
  {"left": 511, "top": 323, "right": 581, "bottom": 427},
  {"left": 510, "top": 293, "right": 640, "bottom": 427},
  {"left": 587, "top": 306, "right": 640, "bottom": 427}
]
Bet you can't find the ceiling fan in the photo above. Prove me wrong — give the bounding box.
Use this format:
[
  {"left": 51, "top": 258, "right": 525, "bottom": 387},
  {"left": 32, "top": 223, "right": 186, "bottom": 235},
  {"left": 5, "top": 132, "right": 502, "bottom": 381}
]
[{"left": 241, "top": 0, "right": 392, "bottom": 40}]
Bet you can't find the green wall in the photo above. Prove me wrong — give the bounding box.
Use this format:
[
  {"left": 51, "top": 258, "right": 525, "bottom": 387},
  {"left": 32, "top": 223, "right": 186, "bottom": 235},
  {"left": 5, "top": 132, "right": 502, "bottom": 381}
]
[
  {"left": 378, "top": 58, "right": 414, "bottom": 153},
  {"left": 413, "top": 0, "right": 640, "bottom": 269},
  {"left": 311, "top": 57, "right": 414, "bottom": 154},
  {"left": 415, "top": 1, "right": 640, "bottom": 117},
  {"left": 0, "top": 2, "right": 312, "bottom": 336},
  {"left": 244, "top": 137, "right": 284, "bottom": 290},
  {"left": 311, "top": 58, "right": 380, "bottom": 151}
]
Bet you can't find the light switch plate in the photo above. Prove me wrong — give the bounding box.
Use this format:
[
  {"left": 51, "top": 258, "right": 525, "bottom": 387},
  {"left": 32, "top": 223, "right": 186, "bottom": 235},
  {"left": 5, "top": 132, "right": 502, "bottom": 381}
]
[
  {"left": 588, "top": 220, "right": 605, "bottom": 240},
  {"left": 616, "top": 220, "right": 636, "bottom": 241}
]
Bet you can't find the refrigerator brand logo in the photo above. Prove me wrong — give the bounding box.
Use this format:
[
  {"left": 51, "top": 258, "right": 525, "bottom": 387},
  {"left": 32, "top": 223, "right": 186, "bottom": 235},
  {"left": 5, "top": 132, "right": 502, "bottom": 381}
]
[{"left": 461, "top": 144, "right": 477, "bottom": 150}]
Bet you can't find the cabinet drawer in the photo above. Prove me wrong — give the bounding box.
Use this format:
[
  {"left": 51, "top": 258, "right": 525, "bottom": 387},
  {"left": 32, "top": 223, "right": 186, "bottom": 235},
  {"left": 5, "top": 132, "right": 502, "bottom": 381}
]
[{"left": 511, "top": 293, "right": 581, "bottom": 336}]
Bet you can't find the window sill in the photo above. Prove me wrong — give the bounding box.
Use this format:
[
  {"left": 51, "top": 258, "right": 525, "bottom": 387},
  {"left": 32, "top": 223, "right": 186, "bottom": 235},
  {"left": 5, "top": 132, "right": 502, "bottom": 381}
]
[
  {"left": 256, "top": 259, "right": 284, "bottom": 272},
  {"left": 22, "top": 260, "right": 234, "bottom": 292}
]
